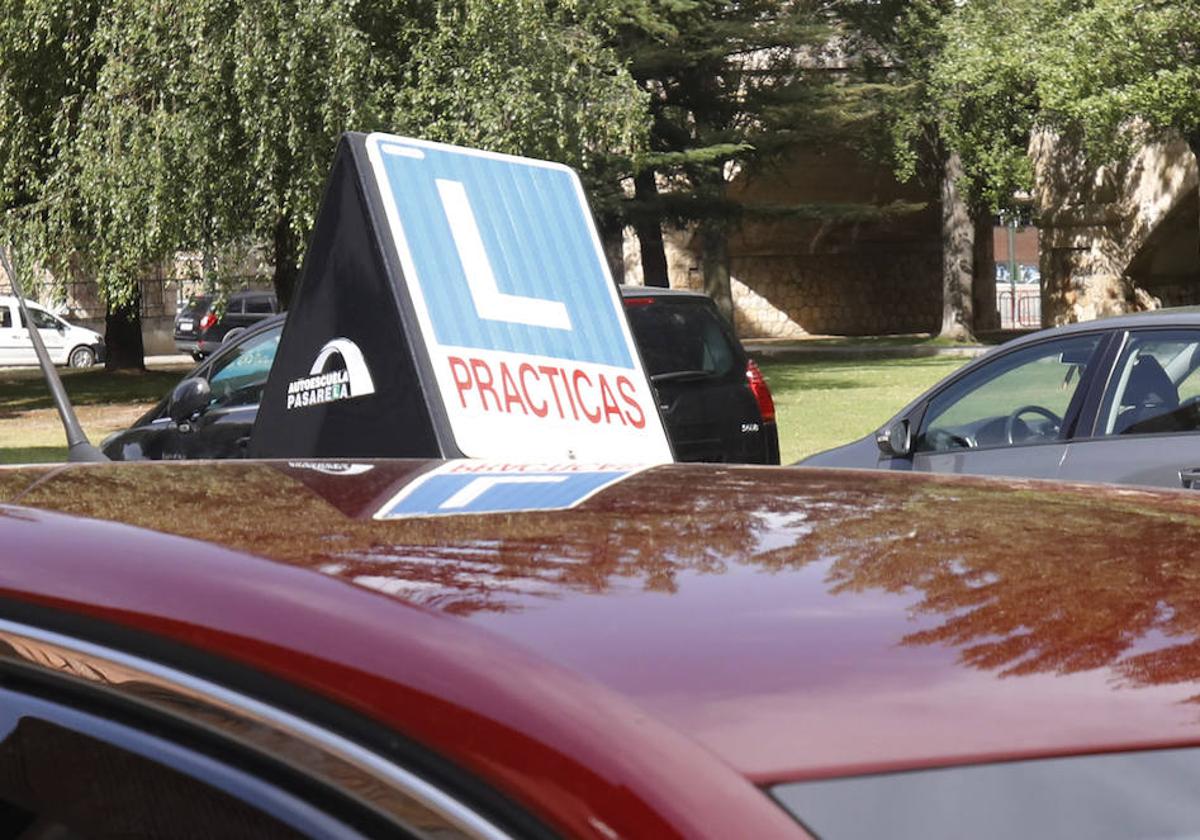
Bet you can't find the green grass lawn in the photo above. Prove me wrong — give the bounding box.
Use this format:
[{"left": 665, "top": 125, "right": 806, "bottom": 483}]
[
  {"left": 0, "top": 365, "right": 187, "bottom": 409},
  {"left": 759, "top": 356, "right": 971, "bottom": 463},
  {"left": 0, "top": 365, "right": 189, "bottom": 464}
]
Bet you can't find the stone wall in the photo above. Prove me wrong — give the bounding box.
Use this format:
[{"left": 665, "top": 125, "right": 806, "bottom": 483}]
[
  {"left": 1033, "top": 134, "right": 1199, "bottom": 324},
  {"left": 664, "top": 243, "right": 941, "bottom": 336},
  {"left": 624, "top": 145, "right": 944, "bottom": 338}
]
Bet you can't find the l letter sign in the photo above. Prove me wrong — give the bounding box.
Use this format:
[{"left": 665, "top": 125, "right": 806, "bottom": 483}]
[{"left": 365, "top": 134, "right": 671, "bottom": 463}]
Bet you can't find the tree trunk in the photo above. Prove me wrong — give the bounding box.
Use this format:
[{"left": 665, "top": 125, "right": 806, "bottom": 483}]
[
  {"left": 699, "top": 222, "right": 735, "bottom": 332},
  {"left": 633, "top": 168, "right": 670, "bottom": 287},
  {"left": 598, "top": 216, "right": 626, "bottom": 285},
  {"left": 971, "top": 210, "right": 999, "bottom": 333},
  {"left": 104, "top": 289, "right": 145, "bottom": 371},
  {"left": 939, "top": 151, "right": 975, "bottom": 341},
  {"left": 273, "top": 214, "right": 301, "bottom": 311},
  {"left": 1189, "top": 132, "right": 1200, "bottom": 270}
]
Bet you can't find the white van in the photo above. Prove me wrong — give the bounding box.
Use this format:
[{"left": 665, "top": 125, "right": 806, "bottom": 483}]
[{"left": 0, "top": 296, "right": 104, "bottom": 367}]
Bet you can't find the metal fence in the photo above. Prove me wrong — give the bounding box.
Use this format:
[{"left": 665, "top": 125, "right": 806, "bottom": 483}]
[
  {"left": 996, "top": 284, "right": 1041, "bottom": 329},
  {"left": 38, "top": 274, "right": 266, "bottom": 320}
]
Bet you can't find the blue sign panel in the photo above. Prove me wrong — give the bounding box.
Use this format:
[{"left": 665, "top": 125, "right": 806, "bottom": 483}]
[
  {"left": 370, "top": 137, "right": 632, "bottom": 368},
  {"left": 377, "top": 466, "right": 635, "bottom": 518}
]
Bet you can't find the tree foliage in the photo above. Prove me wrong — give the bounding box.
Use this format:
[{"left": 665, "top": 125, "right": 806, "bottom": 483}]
[
  {"left": 608, "top": 0, "right": 858, "bottom": 314},
  {"left": 1035, "top": 0, "right": 1200, "bottom": 156},
  {"left": 927, "top": 0, "right": 1049, "bottom": 213},
  {"left": 0, "top": 0, "right": 650, "bottom": 354},
  {"left": 395, "top": 0, "right": 647, "bottom": 171},
  {"left": 909, "top": 0, "right": 1200, "bottom": 211}
]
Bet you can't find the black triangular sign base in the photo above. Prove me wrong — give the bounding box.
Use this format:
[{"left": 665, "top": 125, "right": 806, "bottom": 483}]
[{"left": 249, "top": 133, "right": 455, "bottom": 459}]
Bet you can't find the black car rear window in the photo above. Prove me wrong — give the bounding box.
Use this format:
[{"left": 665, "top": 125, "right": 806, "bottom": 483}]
[
  {"left": 625, "top": 297, "right": 738, "bottom": 380},
  {"left": 180, "top": 296, "right": 211, "bottom": 317},
  {"left": 244, "top": 296, "right": 275, "bottom": 314}
]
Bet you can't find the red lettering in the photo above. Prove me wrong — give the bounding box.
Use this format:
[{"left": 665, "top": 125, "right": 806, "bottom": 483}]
[
  {"left": 448, "top": 356, "right": 473, "bottom": 408},
  {"left": 560, "top": 367, "right": 582, "bottom": 420},
  {"left": 519, "top": 363, "right": 548, "bottom": 417},
  {"left": 470, "top": 358, "right": 502, "bottom": 411},
  {"left": 599, "top": 375, "right": 625, "bottom": 426},
  {"left": 572, "top": 369, "right": 602, "bottom": 423},
  {"left": 449, "top": 462, "right": 490, "bottom": 473},
  {"left": 538, "top": 364, "right": 568, "bottom": 419},
  {"left": 617, "top": 375, "right": 646, "bottom": 429},
  {"left": 499, "top": 362, "right": 528, "bottom": 415}
]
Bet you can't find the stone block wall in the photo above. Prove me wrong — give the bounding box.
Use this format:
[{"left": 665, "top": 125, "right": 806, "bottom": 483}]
[
  {"left": 665, "top": 250, "right": 941, "bottom": 337},
  {"left": 1033, "top": 134, "right": 1199, "bottom": 324},
  {"left": 622, "top": 145, "right": 945, "bottom": 338}
]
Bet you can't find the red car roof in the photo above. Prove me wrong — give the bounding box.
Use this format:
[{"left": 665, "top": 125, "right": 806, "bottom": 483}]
[{"left": 4, "top": 460, "right": 1200, "bottom": 831}]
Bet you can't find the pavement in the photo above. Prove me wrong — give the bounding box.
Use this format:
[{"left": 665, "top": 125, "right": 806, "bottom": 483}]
[{"left": 145, "top": 354, "right": 196, "bottom": 369}]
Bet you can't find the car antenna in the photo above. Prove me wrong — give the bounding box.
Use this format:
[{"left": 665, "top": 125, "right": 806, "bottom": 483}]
[{"left": 0, "top": 244, "right": 108, "bottom": 462}]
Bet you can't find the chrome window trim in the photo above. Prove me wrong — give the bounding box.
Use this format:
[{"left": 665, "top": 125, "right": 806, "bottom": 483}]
[{"left": 0, "top": 616, "right": 511, "bottom": 840}]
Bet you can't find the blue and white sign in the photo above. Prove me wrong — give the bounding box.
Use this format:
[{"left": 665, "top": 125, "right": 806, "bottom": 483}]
[
  {"left": 375, "top": 461, "right": 646, "bottom": 519},
  {"left": 365, "top": 133, "right": 671, "bottom": 464}
]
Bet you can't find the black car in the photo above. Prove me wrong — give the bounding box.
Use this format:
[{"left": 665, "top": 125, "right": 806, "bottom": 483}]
[
  {"left": 620, "top": 286, "right": 779, "bottom": 464},
  {"left": 105, "top": 288, "right": 779, "bottom": 464},
  {"left": 105, "top": 315, "right": 284, "bottom": 461},
  {"left": 174, "top": 289, "right": 279, "bottom": 360}
]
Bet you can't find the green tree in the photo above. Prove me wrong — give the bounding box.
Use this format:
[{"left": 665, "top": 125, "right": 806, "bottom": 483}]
[
  {"left": 834, "top": 0, "right": 1001, "bottom": 340},
  {"left": 1033, "top": 0, "right": 1200, "bottom": 247},
  {"left": 0, "top": 0, "right": 372, "bottom": 367},
  {"left": 919, "top": 1, "right": 1200, "bottom": 322},
  {"left": 0, "top": 0, "right": 649, "bottom": 368},
  {"left": 394, "top": 0, "right": 647, "bottom": 170},
  {"left": 607, "top": 0, "right": 837, "bottom": 322},
  {"left": 926, "top": 0, "right": 1057, "bottom": 337},
  {"left": 0, "top": 0, "right": 118, "bottom": 356}
]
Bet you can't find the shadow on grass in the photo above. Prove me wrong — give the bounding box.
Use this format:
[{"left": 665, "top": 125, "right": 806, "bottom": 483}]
[
  {"left": 0, "top": 446, "right": 66, "bottom": 465},
  {"left": 0, "top": 368, "right": 182, "bottom": 413},
  {"left": 759, "top": 333, "right": 1009, "bottom": 349},
  {"left": 758, "top": 357, "right": 966, "bottom": 392}
]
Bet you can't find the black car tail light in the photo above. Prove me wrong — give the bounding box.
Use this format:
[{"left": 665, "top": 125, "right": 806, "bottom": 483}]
[
  {"left": 199, "top": 312, "right": 218, "bottom": 332},
  {"left": 745, "top": 359, "right": 776, "bottom": 423},
  {"left": 622, "top": 297, "right": 656, "bottom": 307}
]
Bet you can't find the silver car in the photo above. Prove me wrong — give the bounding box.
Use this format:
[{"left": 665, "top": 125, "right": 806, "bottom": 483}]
[{"left": 800, "top": 308, "right": 1200, "bottom": 490}]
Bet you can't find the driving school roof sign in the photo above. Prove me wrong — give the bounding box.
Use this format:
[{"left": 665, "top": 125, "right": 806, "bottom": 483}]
[{"left": 251, "top": 133, "right": 672, "bottom": 463}]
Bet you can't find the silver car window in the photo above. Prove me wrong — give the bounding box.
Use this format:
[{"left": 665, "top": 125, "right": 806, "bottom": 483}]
[
  {"left": 1096, "top": 330, "right": 1200, "bottom": 437},
  {"left": 916, "top": 335, "right": 1101, "bottom": 453}
]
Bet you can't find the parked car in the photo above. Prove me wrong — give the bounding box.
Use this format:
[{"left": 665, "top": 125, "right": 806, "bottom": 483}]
[
  {"left": 174, "top": 289, "right": 279, "bottom": 360},
  {"left": 621, "top": 286, "right": 779, "bottom": 464},
  {"left": 106, "top": 289, "right": 780, "bottom": 464},
  {"left": 4, "top": 459, "right": 1200, "bottom": 837},
  {"left": 801, "top": 307, "right": 1200, "bottom": 489},
  {"left": 104, "top": 314, "right": 283, "bottom": 461},
  {"left": 0, "top": 296, "right": 104, "bottom": 367}
]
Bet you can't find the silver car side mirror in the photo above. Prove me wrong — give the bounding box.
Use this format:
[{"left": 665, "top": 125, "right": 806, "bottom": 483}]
[{"left": 876, "top": 419, "right": 912, "bottom": 458}]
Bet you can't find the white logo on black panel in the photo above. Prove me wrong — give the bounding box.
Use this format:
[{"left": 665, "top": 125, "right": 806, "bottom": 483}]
[{"left": 286, "top": 338, "right": 376, "bottom": 410}]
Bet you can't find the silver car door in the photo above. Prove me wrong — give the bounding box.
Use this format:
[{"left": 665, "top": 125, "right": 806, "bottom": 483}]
[
  {"left": 1059, "top": 328, "right": 1200, "bottom": 489},
  {"left": 911, "top": 333, "right": 1104, "bottom": 480}
]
